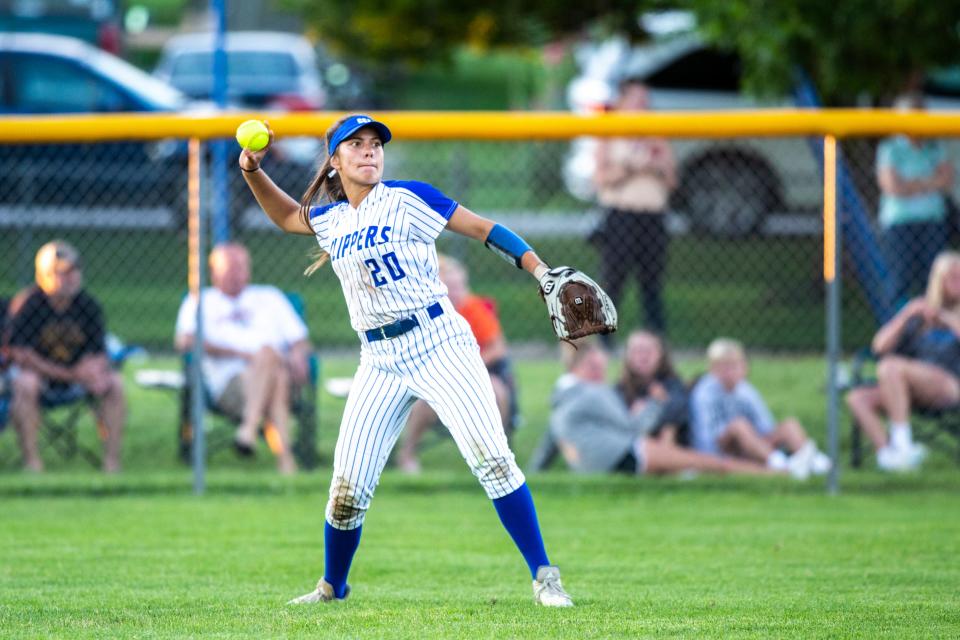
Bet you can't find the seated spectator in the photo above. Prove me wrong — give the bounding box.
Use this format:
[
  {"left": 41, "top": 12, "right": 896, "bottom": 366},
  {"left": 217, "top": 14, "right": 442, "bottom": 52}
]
[
  {"left": 550, "top": 340, "right": 770, "bottom": 476},
  {"left": 690, "top": 338, "right": 830, "bottom": 479},
  {"left": 396, "top": 254, "right": 518, "bottom": 473},
  {"left": 174, "top": 242, "right": 311, "bottom": 474},
  {"left": 616, "top": 329, "right": 688, "bottom": 445},
  {"left": 845, "top": 251, "right": 960, "bottom": 471},
  {"left": 6, "top": 241, "right": 126, "bottom": 473}
]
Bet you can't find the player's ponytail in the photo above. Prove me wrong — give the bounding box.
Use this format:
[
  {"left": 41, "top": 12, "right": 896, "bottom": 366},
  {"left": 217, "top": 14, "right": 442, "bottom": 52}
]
[{"left": 299, "top": 116, "right": 352, "bottom": 276}]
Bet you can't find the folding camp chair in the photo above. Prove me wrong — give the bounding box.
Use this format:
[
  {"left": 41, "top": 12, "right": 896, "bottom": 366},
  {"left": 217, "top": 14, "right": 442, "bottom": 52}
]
[
  {"left": 36, "top": 392, "right": 105, "bottom": 467},
  {"left": 847, "top": 347, "right": 960, "bottom": 467},
  {"left": 177, "top": 292, "right": 321, "bottom": 469},
  {"left": 0, "top": 334, "right": 136, "bottom": 469}
]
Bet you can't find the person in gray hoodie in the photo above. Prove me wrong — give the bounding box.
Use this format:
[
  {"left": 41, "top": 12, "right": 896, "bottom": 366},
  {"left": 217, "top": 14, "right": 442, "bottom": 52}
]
[{"left": 549, "top": 340, "right": 769, "bottom": 476}]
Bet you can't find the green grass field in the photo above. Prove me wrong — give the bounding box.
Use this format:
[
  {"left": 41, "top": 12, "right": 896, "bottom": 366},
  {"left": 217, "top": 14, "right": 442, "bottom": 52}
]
[{"left": 1, "top": 355, "right": 958, "bottom": 638}]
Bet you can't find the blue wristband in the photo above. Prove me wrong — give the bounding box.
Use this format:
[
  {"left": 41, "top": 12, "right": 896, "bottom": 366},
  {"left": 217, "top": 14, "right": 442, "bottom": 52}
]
[{"left": 485, "top": 223, "right": 533, "bottom": 268}]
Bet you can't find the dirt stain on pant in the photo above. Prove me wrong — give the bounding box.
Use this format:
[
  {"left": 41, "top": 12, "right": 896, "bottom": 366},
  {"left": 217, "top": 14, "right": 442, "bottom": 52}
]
[{"left": 327, "top": 477, "right": 366, "bottom": 529}]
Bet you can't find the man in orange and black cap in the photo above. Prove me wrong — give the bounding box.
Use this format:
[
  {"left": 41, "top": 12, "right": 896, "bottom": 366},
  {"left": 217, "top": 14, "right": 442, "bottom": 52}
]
[{"left": 6, "top": 240, "right": 125, "bottom": 472}]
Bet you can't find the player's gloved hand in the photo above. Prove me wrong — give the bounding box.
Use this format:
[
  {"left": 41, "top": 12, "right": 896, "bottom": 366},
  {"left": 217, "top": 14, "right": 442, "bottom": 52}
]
[
  {"left": 238, "top": 121, "right": 274, "bottom": 172},
  {"left": 538, "top": 266, "right": 618, "bottom": 342}
]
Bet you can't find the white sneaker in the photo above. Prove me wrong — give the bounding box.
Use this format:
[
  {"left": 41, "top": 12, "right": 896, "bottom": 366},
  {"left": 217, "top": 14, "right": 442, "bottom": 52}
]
[
  {"left": 877, "top": 445, "right": 921, "bottom": 472},
  {"left": 533, "top": 566, "right": 574, "bottom": 607},
  {"left": 908, "top": 442, "right": 929, "bottom": 467},
  {"left": 787, "top": 442, "right": 815, "bottom": 480},
  {"left": 287, "top": 578, "right": 349, "bottom": 604},
  {"left": 766, "top": 450, "right": 789, "bottom": 472},
  {"left": 810, "top": 451, "right": 833, "bottom": 476},
  {"left": 396, "top": 454, "right": 421, "bottom": 474}
]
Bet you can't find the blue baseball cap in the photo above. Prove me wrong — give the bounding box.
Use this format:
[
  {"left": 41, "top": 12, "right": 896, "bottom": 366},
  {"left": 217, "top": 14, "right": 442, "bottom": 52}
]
[{"left": 327, "top": 114, "right": 392, "bottom": 156}]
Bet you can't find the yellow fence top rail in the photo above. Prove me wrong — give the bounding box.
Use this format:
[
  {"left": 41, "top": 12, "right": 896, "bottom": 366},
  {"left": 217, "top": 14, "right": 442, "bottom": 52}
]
[{"left": 2, "top": 110, "right": 960, "bottom": 144}]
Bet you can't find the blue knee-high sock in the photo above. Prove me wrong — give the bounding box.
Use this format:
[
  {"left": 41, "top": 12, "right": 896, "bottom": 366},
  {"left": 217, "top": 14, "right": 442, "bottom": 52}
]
[
  {"left": 323, "top": 522, "right": 362, "bottom": 598},
  {"left": 492, "top": 483, "right": 550, "bottom": 578}
]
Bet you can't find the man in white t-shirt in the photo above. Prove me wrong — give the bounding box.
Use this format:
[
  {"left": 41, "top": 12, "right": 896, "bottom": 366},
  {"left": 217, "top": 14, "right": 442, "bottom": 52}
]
[{"left": 174, "top": 243, "right": 311, "bottom": 473}]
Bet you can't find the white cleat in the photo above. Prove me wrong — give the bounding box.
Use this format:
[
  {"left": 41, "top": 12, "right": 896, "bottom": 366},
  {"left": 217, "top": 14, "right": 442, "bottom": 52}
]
[
  {"left": 533, "top": 566, "right": 574, "bottom": 607},
  {"left": 287, "top": 578, "right": 349, "bottom": 604}
]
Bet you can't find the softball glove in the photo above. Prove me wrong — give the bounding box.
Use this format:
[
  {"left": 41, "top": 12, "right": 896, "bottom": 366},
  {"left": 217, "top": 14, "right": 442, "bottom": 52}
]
[{"left": 538, "top": 266, "right": 618, "bottom": 341}]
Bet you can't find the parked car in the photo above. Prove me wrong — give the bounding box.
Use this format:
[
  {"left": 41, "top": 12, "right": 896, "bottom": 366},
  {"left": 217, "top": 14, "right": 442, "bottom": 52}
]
[
  {"left": 314, "top": 42, "right": 376, "bottom": 110},
  {"left": 0, "top": 0, "right": 122, "bottom": 54},
  {"left": 0, "top": 32, "right": 317, "bottom": 230},
  {"left": 153, "top": 31, "right": 326, "bottom": 112},
  {"left": 565, "top": 34, "right": 808, "bottom": 236},
  {"left": 0, "top": 32, "right": 189, "bottom": 210},
  {"left": 153, "top": 30, "right": 328, "bottom": 171},
  {"left": 564, "top": 33, "right": 960, "bottom": 236}
]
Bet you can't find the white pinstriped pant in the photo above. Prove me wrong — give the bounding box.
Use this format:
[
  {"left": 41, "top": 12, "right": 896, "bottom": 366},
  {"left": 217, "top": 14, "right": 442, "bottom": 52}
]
[{"left": 326, "top": 296, "right": 525, "bottom": 530}]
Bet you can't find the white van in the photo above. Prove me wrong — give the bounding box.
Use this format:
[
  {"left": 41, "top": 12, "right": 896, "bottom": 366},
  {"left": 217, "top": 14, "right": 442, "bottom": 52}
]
[{"left": 565, "top": 33, "right": 960, "bottom": 236}]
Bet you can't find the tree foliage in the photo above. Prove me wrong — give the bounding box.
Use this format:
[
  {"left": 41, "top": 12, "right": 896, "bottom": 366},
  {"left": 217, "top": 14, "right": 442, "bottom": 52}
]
[
  {"left": 282, "top": 0, "right": 960, "bottom": 106},
  {"left": 279, "top": 0, "right": 649, "bottom": 65},
  {"left": 688, "top": 0, "right": 960, "bottom": 105}
]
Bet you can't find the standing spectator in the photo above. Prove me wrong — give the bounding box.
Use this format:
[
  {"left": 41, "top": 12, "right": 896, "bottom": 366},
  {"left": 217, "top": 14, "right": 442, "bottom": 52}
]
[
  {"left": 396, "top": 254, "right": 518, "bottom": 473},
  {"left": 592, "top": 78, "right": 677, "bottom": 335},
  {"left": 616, "top": 329, "right": 688, "bottom": 445},
  {"left": 877, "top": 92, "right": 955, "bottom": 308},
  {"left": 845, "top": 251, "right": 960, "bottom": 471},
  {"left": 550, "top": 341, "right": 769, "bottom": 476},
  {"left": 175, "top": 242, "right": 311, "bottom": 474},
  {"left": 6, "top": 241, "right": 126, "bottom": 473},
  {"left": 689, "top": 338, "right": 831, "bottom": 479}
]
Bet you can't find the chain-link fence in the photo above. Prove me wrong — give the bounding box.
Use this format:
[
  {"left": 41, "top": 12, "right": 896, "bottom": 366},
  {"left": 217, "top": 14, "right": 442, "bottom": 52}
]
[{"left": 1, "top": 132, "right": 957, "bottom": 355}]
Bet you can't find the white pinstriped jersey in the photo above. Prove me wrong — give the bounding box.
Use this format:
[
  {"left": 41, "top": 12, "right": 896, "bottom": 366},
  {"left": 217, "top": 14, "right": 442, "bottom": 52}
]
[{"left": 309, "top": 180, "right": 456, "bottom": 331}]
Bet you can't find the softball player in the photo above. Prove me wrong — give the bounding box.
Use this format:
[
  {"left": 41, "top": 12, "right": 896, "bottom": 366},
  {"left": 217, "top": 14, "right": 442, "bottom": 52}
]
[{"left": 239, "top": 114, "right": 572, "bottom": 607}]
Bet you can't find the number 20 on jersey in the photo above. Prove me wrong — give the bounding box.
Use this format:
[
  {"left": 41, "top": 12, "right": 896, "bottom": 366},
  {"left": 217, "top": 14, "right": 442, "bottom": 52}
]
[{"left": 364, "top": 251, "right": 407, "bottom": 287}]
